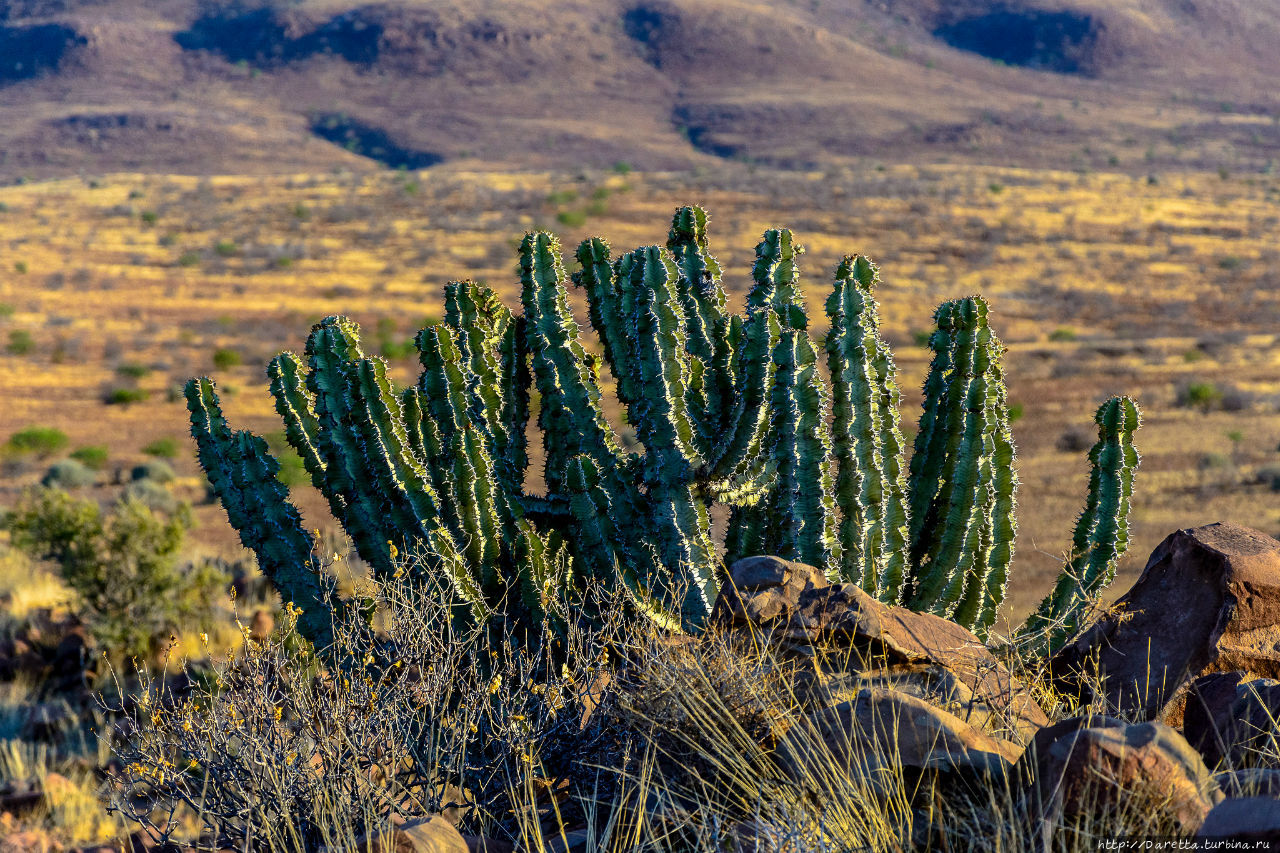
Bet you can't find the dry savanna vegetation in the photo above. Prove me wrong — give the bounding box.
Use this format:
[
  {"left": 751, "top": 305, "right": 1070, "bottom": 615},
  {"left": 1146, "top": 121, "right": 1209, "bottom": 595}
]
[{"left": 3, "top": 162, "right": 1280, "bottom": 619}]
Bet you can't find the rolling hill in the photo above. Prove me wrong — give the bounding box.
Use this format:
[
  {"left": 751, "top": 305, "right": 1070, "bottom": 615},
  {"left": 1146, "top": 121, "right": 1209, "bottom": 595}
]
[{"left": 1, "top": 0, "right": 1279, "bottom": 179}]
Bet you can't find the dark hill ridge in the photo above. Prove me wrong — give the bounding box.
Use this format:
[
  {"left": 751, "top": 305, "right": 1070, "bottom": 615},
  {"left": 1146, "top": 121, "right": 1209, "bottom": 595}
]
[{"left": 1, "top": 0, "right": 1278, "bottom": 178}]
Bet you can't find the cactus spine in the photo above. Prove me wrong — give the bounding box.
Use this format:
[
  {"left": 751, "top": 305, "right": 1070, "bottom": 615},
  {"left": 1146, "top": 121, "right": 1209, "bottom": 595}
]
[
  {"left": 1018, "top": 397, "right": 1141, "bottom": 653},
  {"left": 187, "top": 205, "right": 1139, "bottom": 652}
]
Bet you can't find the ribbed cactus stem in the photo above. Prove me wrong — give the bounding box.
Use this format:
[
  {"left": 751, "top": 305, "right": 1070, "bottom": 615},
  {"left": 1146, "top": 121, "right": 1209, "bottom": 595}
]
[
  {"left": 521, "top": 231, "right": 623, "bottom": 495},
  {"left": 667, "top": 206, "right": 735, "bottom": 452},
  {"left": 826, "top": 256, "right": 911, "bottom": 599},
  {"left": 728, "top": 229, "right": 837, "bottom": 571},
  {"left": 905, "top": 297, "right": 1018, "bottom": 634},
  {"left": 1020, "top": 396, "right": 1140, "bottom": 653},
  {"left": 444, "top": 281, "right": 529, "bottom": 497},
  {"left": 185, "top": 377, "right": 335, "bottom": 650}
]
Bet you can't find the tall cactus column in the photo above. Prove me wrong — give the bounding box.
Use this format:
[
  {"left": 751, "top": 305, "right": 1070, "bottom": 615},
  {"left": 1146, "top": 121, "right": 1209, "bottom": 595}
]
[
  {"left": 825, "top": 255, "right": 911, "bottom": 602},
  {"left": 726, "top": 229, "right": 838, "bottom": 572},
  {"left": 904, "top": 296, "right": 1018, "bottom": 638},
  {"left": 1018, "top": 396, "right": 1141, "bottom": 654}
]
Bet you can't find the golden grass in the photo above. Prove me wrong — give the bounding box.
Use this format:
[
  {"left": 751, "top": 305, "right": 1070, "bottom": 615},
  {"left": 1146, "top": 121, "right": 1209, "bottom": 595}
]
[{"left": 1, "top": 163, "right": 1279, "bottom": 625}]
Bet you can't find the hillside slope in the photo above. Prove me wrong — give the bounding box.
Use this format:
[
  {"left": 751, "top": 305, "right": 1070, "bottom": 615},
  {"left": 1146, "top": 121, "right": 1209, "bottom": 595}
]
[{"left": 1, "top": 0, "right": 1279, "bottom": 178}]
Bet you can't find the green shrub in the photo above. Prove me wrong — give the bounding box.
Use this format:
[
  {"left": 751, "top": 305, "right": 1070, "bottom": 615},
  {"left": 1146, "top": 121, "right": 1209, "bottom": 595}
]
[
  {"left": 141, "top": 437, "right": 179, "bottom": 459},
  {"left": 105, "top": 387, "right": 149, "bottom": 406},
  {"left": 116, "top": 362, "right": 151, "bottom": 379},
  {"left": 1049, "top": 327, "right": 1077, "bottom": 342},
  {"left": 3, "top": 489, "right": 226, "bottom": 661},
  {"left": 7, "top": 329, "right": 34, "bottom": 355},
  {"left": 177, "top": 252, "right": 200, "bottom": 268},
  {"left": 13, "top": 261, "right": 27, "bottom": 274},
  {"left": 6, "top": 426, "right": 68, "bottom": 457},
  {"left": 69, "top": 445, "right": 109, "bottom": 470},
  {"left": 41, "top": 459, "right": 97, "bottom": 489},
  {"left": 1178, "top": 380, "right": 1223, "bottom": 411},
  {"left": 212, "top": 348, "right": 242, "bottom": 370},
  {"left": 214, "top": 240, "right": 238, "bottom": 258},
  {"left": 140, "top": 211, "right": 158, "bottom": 225},
  {"left": 555, "top": 209, "right": 587, "bottom": 227},
  {"left": 612, "top": 161, "right": 633, "bottom": 174}
]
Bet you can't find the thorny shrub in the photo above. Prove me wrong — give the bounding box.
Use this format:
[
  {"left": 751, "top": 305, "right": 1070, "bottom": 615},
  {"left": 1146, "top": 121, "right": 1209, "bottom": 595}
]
[{"left": 108, "top": 573, "right": 633, "bottom": 852}]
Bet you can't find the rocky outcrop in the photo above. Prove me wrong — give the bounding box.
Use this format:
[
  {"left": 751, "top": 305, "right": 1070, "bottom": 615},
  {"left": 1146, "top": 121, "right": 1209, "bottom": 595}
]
[
  {"left": 1051, "top": 522, "right": 1280, "bottom": 723},
  {"left": 1021, "top": 718, "right": 1221, "bottom": 834},
  {"left": 713, "top": 556, "right": 1049, "bottom": 744}
]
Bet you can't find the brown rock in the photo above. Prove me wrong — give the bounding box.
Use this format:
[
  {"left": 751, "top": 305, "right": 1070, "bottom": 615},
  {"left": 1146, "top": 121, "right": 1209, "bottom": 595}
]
[
  {"left": 1198, "top": 797, "right": 1280, "bottom": 841},
  {"left": 713, "top": 557, "right": 1049, "bottom": 745},
  {"left": 776, "top": 686, "right": 1021, "bottom": 790},
  {"left": 1024, "top": 719, "right": 1221, "bottom": 834},
  {"left": 1183, "top": 675, "right": 1280, "bottom": 768},
  {"left": 712, "top": 556, "right": 829, "bottom": 626},
  {"left": 1052, "top": 522, "right": 1280, "bottom": 723}
]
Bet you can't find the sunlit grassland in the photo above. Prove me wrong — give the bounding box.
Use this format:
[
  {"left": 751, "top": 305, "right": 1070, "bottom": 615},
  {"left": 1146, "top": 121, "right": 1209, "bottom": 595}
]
[{"left": 2, "top": 163, "right": 1279, "bottom": 624}]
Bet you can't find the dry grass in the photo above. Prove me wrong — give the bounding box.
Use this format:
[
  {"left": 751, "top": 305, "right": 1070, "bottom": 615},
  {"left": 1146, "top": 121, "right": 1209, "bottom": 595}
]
[{"left": 3, "top": 164, "right": 1280, "bottom": 625}]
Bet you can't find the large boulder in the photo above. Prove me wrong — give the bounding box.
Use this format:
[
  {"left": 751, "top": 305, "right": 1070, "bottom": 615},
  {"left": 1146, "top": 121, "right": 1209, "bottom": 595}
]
[
  {"left": 713, "top": 556, "right": 1048, "bottom": 744},
  {"left": 1021, "top": 717, "right": 1221, "bottom": 834},
  {"left": 1183, "top": 673, "right": 1280, "bottom": 769},
  {"left": 1051, "top": 522, "right": 1280, "bottom": 723}
]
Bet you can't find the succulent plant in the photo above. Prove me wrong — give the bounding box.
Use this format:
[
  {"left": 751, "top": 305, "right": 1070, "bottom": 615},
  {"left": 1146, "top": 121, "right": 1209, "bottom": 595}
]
[{"left": 187, "top": 206, "right": 1138, "bottom": 653}]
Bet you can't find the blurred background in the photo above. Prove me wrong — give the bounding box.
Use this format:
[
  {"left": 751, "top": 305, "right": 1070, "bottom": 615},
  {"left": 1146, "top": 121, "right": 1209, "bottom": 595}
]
[{"left": 2, "top": 0, "right": 1280, "bottom": 621}]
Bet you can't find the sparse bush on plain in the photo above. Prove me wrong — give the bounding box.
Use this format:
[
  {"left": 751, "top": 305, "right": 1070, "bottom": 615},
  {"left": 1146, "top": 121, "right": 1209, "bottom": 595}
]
[
  {"left": 6, "top": 426, "right": 69, "bottom": 458},
  {"left": 3, "top": 488, "right": 225, "bottom": 662},
  {"left": 1177, "top": 380, "right": 1223, "bottom": 411},
  {"left": 69, "top": 445, "right": 109, "bottom": 470},
  {"left": 41, "top": 459, "right": 97, "bottom": 489},
  {"left": 130, "top": 459, "right": 175, "bottom": 484},
  {"left": 141, "top": 437, "right": 179, "bottom": 459},
  {"left": 105, "top": 387, "right": 148, "bottom": 406},
  {"left": 212, "top": 347, "right": 242, "bottom": 370},
  {"left": 7, "top": 329, "right": 34, "bottom": 355},
  {"left": 123, "top": 478, "right": 180, "bottom": 513}
]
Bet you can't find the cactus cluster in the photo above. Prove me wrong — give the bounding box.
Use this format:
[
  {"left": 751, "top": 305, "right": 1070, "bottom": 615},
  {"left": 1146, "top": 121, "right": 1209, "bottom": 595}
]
[{"left": 187, "top": 206, "right": 1140, "bottom": 651}]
